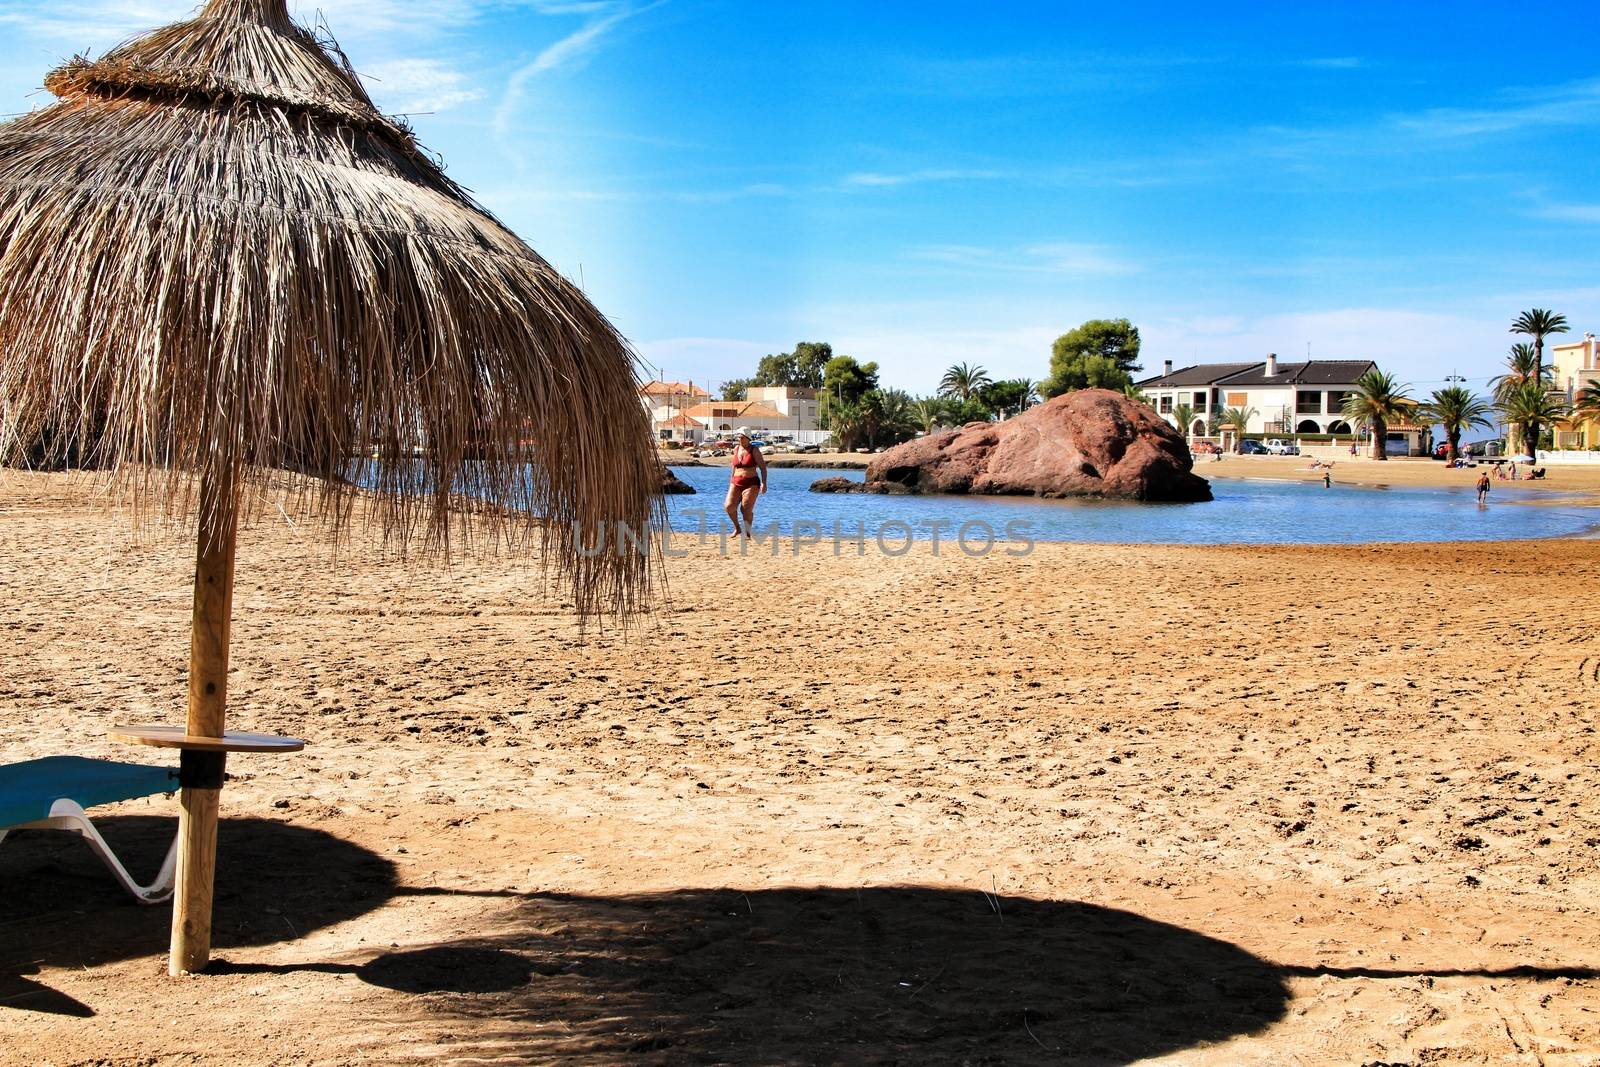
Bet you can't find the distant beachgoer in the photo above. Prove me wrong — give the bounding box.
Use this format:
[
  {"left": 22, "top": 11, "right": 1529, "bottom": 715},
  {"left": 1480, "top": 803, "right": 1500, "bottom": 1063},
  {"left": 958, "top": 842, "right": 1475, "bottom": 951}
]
[
  {"left": 1322, "top": 470, "right": 1332, "bottom": 489},
  {"left": 1477, "top": 472, "right": 1491, "bottom": 504},
  {"left": 724, "top": 426, "right": 767, "bottom": 538}
]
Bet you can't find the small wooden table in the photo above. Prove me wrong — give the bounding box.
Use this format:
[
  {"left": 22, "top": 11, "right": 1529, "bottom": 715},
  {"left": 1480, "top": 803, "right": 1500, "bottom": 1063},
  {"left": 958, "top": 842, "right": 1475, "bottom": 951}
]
[{"left": 110, "top": 725, "right": 304, "bottom": 753}]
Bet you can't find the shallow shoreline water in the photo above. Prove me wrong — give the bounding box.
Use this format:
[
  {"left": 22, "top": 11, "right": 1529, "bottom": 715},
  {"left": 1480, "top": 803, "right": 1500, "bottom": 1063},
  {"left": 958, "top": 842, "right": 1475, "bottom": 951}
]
[{"left": 667, "top": 465, "right": 1600, "bottom": 545}]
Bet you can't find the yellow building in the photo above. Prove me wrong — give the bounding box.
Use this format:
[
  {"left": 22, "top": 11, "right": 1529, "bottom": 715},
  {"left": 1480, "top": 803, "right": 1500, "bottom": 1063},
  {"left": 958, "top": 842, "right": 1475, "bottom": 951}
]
[{"left": 1550, "top": 333, "right": 1600, "bottom": 449}]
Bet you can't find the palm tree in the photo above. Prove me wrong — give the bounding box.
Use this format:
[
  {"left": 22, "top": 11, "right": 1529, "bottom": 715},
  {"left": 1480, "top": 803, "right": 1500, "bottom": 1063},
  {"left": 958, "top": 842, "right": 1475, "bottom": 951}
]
[
  {"left": 939, "top": 362, "right": 991, "bottom": 403},
  {"left": 1340, "top": 369, "right": 1411, "bottom": 461},
  {"left": 1575, "top": 386, "right": 1600, "bottom": 449},
  {"left": 1218, "top": 406, "right": 1257, "bottom": 452},
  {"left": 1498, "top": 380, "right": 1567, "bottom": 457},
  {"left": 1171, "top": 402, "right": 1195, "bottom": 438},
  {"left": 1511, "top": 308, "right": 1569, "bottom": 393},
  {"left": 911, "top": 397, "right": 946, "bottom": 434},
  {"left": 1575, "top": 386, "right": 1600, "bottom": 422},
  {"left": 1422, "top": 386, "right": 1491, "bottom": 465},
  {"left": 874, "top": 388, "right": 916, "bottom": 445},
  {"left": 1122, "top": 383, "right": 1150, "bottom": 405},
  {"left": 828, "top": 397, "right": 867, "bottom": 452},
  {"left": 1009, "top": 378, "right": 1040, "bottom": 416},
  {"left": 1491, "top": 343, "right": 1552, "bottom": 404}
]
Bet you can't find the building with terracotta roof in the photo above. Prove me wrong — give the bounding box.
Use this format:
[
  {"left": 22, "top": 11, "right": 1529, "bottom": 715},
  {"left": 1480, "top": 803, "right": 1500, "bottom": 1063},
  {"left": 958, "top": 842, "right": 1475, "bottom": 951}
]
[
  {"left": 639, "top": 379, "right": 712, "bottom": 426},
  {"left": 654, "top": 412, "right": 706, "bottom": 444}
]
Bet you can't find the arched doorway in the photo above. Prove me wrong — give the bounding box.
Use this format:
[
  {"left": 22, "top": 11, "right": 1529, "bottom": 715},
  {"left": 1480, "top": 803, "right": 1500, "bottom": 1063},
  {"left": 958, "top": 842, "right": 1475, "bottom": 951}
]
[
  {"left": 1295, "top": 419, "right": 1320, "bottom": 434},
  {"left": 1327, "top": 420, "right": 1351, "bottom": 434},
  {"left": 1191, "top": 418, "right": 1206, "bottom": 437}
]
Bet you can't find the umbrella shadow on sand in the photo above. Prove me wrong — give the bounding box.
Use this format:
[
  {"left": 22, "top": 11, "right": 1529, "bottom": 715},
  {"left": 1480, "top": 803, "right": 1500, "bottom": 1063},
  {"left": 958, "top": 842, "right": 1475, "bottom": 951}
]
[
  {"left": 350, "top": 887, "right": 1600, "bottom": 1066},
  {"left": 302, "top": 886, "right": 1295, "bottom": 1066},
  {"left": 0, "top": 815, "right": 397, "bottom": 1014}
]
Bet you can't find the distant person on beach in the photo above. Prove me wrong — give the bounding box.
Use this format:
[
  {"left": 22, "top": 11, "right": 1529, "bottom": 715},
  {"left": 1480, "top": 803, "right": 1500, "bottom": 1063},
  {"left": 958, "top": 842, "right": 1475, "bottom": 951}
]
[
  {"left": 1477, "top": 471, "right": 1491, "bottom": 504},
  {"left": 724, "top": 427, "right": 767, "bottom": 538},
  {"left": 1322, "top": 470, "right": 1332, "bottom": 489}
]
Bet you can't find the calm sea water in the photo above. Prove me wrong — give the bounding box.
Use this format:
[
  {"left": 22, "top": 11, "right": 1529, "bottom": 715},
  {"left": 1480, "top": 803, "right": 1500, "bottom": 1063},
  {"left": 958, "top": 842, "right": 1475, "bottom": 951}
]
[{"left": 665, "top": 465, "right": 1600, "bottom": 545}]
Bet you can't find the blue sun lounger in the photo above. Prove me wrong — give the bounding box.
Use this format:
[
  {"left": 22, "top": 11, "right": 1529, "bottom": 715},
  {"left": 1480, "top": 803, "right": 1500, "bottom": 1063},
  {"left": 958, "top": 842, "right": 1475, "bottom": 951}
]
[{"left": 0, "top": 756, "right": 179, "bottom": 903}]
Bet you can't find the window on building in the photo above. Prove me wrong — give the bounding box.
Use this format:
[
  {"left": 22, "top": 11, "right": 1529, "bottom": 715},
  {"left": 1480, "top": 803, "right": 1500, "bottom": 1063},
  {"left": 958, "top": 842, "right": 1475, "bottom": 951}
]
[
  {"left": 1296, "top": 391, "right": 1322, "bottom": 414},
  {"left": 1192, "top": 391, "right": 1207, "bottom": 411},
  {"left": 1158, "top": 395, "right": 1172, "bottom": 413},
  {"left": 1225, "top": 392, "right": 1248, "bottom": 407},
  {"left": 1327, "top": 391, "right": 1351, "bottom": 412}
]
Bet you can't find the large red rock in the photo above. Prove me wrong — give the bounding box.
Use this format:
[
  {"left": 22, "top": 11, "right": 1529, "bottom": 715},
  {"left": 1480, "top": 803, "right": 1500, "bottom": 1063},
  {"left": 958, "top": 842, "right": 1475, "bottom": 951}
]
[{"left": 864, "top": 389, "right": 1211, "bottom": 502}]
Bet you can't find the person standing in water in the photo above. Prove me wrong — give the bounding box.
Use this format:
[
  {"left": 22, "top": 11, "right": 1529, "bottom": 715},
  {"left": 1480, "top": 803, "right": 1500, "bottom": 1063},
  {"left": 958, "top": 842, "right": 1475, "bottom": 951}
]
[
  {"left": 724, "top": 427, "right": 767, "bottom": 538},
  {"left": 1476, "top": 470, "right": 1491, "bottom": 504}
]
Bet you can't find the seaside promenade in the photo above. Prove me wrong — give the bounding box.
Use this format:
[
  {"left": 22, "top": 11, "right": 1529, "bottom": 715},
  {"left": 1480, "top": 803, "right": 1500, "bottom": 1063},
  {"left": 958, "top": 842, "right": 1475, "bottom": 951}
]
[{"left": 2, "top": 469, "right": 1597, "bottom": 1064}]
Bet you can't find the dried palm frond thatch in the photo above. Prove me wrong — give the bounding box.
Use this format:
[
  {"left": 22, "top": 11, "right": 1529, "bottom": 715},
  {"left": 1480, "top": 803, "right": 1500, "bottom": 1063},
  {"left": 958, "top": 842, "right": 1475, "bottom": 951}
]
[{"left": 0, "top": 0, "right": 661, "bottom": 619}]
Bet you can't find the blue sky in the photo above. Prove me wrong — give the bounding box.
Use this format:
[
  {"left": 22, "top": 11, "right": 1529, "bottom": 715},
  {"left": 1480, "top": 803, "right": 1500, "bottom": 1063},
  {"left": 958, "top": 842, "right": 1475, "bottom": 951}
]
[{"left": 3, "top": 0, "right": 1598, "bottom": 396}]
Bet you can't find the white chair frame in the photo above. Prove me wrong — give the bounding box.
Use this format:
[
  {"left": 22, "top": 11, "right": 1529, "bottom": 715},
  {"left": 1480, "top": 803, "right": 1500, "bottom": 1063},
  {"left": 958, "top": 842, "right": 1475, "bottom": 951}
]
[{"left": 1, "top": 798, "right": 178, "bottom": 904}]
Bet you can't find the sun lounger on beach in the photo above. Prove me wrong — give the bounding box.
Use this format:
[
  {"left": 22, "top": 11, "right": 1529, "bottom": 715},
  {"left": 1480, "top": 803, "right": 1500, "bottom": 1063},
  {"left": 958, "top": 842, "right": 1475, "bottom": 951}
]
[{"left": 0, "top": 756, "right": 178, "bottom": 903}]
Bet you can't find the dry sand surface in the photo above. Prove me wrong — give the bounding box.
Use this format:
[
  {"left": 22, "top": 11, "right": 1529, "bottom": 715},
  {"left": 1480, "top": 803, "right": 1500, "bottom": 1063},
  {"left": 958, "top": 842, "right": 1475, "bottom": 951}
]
[{"left": 2, "top": 470, "right": 1599, "bottom": 1065}]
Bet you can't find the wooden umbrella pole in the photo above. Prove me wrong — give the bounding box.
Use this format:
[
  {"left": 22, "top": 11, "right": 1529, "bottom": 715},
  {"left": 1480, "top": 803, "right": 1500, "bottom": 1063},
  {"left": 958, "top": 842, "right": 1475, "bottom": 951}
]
[{"left": 169, "top": 468, "right": 239, "bottom": 975}]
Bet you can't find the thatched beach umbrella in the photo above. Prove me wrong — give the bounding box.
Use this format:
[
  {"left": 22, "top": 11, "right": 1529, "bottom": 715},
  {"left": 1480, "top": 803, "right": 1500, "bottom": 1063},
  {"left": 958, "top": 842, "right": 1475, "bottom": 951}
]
[{"left": 0, "top": 0, "right": 660, "bottom": 973}]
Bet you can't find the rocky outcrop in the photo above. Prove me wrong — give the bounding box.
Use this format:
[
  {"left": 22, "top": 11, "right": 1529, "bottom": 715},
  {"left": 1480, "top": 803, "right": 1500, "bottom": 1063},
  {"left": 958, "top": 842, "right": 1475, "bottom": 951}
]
[
  {"left": 849, "top": 389, "right": 1211, "bottom": 502},
  {"left": 809, "top": 476, "right": 915, "bottom": 494},
  {"left": 660, "top": 467, "right": 696, "bottom": 494}
]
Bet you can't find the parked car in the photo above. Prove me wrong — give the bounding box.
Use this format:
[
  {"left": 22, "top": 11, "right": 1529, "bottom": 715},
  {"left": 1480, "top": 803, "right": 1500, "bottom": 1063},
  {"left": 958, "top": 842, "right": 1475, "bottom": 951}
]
[
  {"left": 1263, "top": 439, "right": 1299, "bottom": 456},
  {"left": 1238, "top": 440, "right": 1269, "bottom": 455}
]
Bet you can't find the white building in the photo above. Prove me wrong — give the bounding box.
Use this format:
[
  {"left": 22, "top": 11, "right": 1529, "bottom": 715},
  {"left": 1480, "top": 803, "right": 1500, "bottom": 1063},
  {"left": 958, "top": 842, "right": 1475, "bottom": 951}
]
[
  {"left": 744, "top": 386, "right": 821, "bottom": 431},
  {"left": 1138, "top": 355, "right": 1426, "bottom": 455},
  {"left": 681, "top": 400, "right": 802, "bottom": 437}
]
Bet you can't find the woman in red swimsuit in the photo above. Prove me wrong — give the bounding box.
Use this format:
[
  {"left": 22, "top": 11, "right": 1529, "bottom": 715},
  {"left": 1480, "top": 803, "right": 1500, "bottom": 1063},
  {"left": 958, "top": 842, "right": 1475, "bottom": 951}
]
[{"left": 724, "top": 427, "right": 767, "bottom": 538}]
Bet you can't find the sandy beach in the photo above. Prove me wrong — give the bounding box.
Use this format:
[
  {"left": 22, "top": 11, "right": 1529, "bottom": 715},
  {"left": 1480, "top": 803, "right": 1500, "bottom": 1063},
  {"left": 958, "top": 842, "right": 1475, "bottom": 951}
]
[{"left": 2, "top": 469, "right": 1599, "bottom": 1065}]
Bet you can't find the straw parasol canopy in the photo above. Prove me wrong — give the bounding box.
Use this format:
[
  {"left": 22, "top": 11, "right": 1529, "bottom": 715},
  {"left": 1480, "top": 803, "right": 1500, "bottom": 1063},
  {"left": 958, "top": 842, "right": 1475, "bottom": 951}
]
[
  {"left": 0, "top": 0, "right": 661, "bottom": 616},
  {"left": 0, "top": 0, "right": 662, "bottom": 973}
]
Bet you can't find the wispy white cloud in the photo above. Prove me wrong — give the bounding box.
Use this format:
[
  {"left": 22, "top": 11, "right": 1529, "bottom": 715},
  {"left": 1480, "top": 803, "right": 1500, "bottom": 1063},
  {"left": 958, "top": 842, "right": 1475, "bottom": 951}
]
[
  {"left": 0, "top": 0, "right": 487, "bottom": 44},
  {"left": 0, "top": 1, "right": 191, "bottom": 44},
  {"left": 493, "top": 1, "right": 661, "bottom": 139},
  {"left": 293, "top": 0, "right": 481, "bottom": 37},
  {"left": 909, "top": 241, "right": 1138, "bottom": 278},
  {"left": 877, "top": 50, "right": 1217, "bottom": 100},
  {"left": 635, "top": 337, "right": 782, "bottom": 385},
  {"left": 842, "top": 167, "right": 1006, "bottom": 188},
  {"left": 1393, "top": 78, "right": 1600, "bottom": 139},
  {"left": 477, "top": 180, "right": 788, "bottom": 207},
  {"left": 525, "top": 1, "right": 617, "bottom": 13},
  {"left": 360, "top": 57, "right": 480, "bottom": 113},
  {"left": 1144, "top": 307, "right": 1511, "bottom": 386},
  {"left": 1292, "top": 56, "right": 1363, "bottom": 70},
  {"left": 1528, "top": 201, "right": 1600, "bottom": 224}
]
